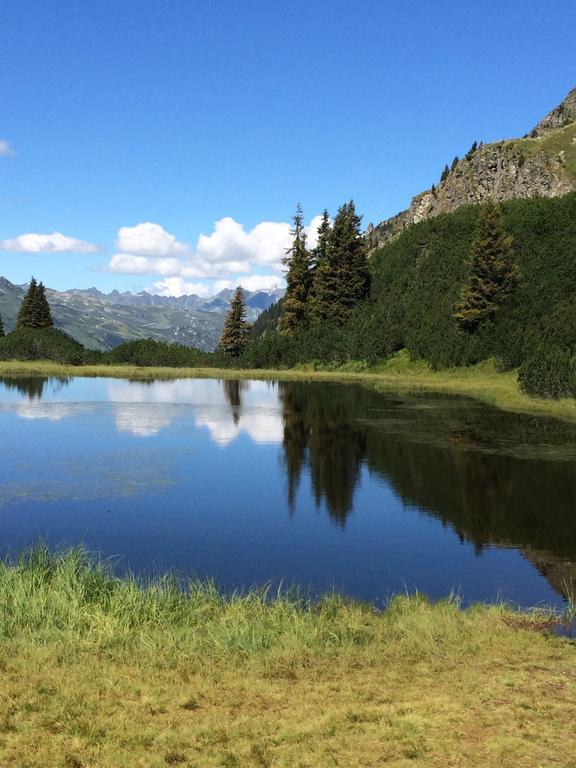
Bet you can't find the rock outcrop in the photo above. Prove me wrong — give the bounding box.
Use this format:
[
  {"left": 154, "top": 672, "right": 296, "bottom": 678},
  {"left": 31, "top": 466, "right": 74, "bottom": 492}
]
[{"left": 369, "top": 86, "right": 576, "bottom": 247}]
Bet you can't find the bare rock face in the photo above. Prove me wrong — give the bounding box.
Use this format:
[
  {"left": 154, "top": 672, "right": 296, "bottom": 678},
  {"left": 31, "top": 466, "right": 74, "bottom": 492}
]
[
  {"left": 370, "top": 86, "right": 576, "bottom": 248},
  {"left": 532, "top": 86, "right": 576, "bottom": 137}
]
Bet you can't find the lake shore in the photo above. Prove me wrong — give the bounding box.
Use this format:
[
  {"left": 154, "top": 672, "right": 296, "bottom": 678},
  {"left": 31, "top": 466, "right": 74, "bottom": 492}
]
[
  {"left": 1, "top": 548, "right": 575, "bottom": 767},
  {"left": 1, "top": 353, "right": 576, "bottom": 423}
]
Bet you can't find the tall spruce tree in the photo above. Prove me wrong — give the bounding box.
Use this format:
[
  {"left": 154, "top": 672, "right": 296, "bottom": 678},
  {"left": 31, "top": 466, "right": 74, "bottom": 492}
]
[
  {"left": 279, "top": 204, "right": 311, "bottom": 335},
  {"left": 16, "top": 277, "right": 39, "bottom": 329},
  {"left": 454, "top": 202, "right": 518, "bottom": 333},
  {"left": 308, "top": 210, "right": 338, "bottom": 324},
  {"left": 309, "top": 201, "right": 370, "bottom": 326},
  {"left": 16, "top": 277, "right": 54, "bottom": 329},
  {"left": 34, "top": 282, "right": 54, "bottom": 328},
  {"left": 0, "top": 312, "right": 5, "bottom": 337},
  {"left": 219, "top": 286, "right": 249, "bottom": 357}
]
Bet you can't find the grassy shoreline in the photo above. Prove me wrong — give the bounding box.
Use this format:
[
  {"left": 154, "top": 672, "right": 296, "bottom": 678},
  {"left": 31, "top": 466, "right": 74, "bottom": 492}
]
[
  {"left": 1, "top": 354, "right": 576, "bottom": 423},
  {"left": 1, "top": 548, "right": 575, "bottom": 766}
]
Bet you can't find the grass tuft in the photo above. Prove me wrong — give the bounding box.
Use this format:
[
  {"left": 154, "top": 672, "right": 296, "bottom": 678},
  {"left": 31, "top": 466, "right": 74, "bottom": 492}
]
[{"left": 1, "top": 548, "right": 575, "bottom": 766}]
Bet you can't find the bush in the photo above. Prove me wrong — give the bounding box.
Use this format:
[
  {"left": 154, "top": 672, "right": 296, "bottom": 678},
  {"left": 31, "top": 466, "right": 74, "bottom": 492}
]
[
  {"left": 102, "top": 338, "right": 213, "bottom": 368},
  {"left": 518, "top": 346, "right": 576, "bottom": 399},
  {"left": 0, "top": 327, "right": 90, "bottom": 364}
]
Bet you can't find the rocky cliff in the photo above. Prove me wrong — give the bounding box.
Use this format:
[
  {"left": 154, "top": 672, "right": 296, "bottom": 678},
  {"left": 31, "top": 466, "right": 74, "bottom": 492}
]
[{"left": 369, "top": 86, "right": 576, "bottom": 246}]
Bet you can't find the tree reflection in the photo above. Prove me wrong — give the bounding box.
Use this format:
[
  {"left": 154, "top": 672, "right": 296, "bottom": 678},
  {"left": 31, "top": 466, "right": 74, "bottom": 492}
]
[
  {"left": 222, "top": 379, "right": 249, "bottom": 425},
  {"left": 0, "top": 376, "right": 71, "bottom": 400},
  {"left": 280, "top": 383, "right": 366, "bottom": 525},
  {"left": 278, "top": 381, "right": 576, "bottom": 595}
]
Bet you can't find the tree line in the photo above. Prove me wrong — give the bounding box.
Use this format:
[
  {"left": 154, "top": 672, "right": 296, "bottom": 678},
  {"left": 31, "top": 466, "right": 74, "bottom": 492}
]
[{"left": 218, "top": 200, "right": 371, "bottom": 356}]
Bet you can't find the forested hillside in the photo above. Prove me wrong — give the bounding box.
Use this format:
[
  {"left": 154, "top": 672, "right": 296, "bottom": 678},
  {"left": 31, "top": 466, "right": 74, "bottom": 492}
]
[{"left": 248, "top": 192, "right": 576, "bottom": 381}]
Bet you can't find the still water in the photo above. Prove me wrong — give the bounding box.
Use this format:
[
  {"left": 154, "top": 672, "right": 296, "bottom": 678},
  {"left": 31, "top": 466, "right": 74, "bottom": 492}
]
[{"left": 1, "top": 375, "right": 576, "bottom": 609}]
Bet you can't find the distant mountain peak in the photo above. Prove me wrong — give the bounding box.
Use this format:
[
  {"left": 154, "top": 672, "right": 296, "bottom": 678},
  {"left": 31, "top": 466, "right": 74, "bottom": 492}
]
[{"left": 531, "top": 85, "right": 576, "bottom": 138}]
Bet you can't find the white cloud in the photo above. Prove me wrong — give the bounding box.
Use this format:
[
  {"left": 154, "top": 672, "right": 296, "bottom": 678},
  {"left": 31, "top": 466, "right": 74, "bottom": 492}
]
[
  {"left": 213, "top": 275, "right": 285, "bottom": 294},
  {"left": 0, "top": 139, "right": 14, "bottom": 157},
  {"left": 105, "top": 214, "right": 321, "bottom": 293},
  {"left": 116, "top": 222, "right": 189, "bottom": 257},
  {"left": 0, "top": 232, "right": 98, "bottom": 254},
  {"left": 152, "top": 277, "right": 214, "bottom": 298}
]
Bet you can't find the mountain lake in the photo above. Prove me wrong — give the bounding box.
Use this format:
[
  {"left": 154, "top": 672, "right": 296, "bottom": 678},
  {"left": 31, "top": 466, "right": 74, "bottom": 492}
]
[{"left": 1, "top": 375, "right": 576, "bottom": 610}]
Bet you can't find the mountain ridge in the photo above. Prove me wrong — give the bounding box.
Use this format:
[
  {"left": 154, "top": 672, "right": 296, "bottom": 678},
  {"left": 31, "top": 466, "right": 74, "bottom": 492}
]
[
  {"left": 369, "top": 85, "right": 576, "bottom": 247},
  {"left": 0, "top": 278, "right": 284, "bottom": 351}
]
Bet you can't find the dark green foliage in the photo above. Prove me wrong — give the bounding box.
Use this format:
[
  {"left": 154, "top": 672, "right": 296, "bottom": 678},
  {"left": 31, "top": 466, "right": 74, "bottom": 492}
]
[
  {"left": 280, "top": 205, "right": 312, "bottom": 335},
  {"left": 518, "top": 346, "right": 576, "bottom": 399},
  {"left": 0, "top": 328, "right": 88, "bottom": 364},
  {"left": 454, "top": 202, "right": 518, "bottom": 333},
  {"left": 450, "top": 156, "right": 459, "bottom": 171},
  {"left": 251, "top": 299, "right": 283, "bottom": 338},
  {"left": 34, "top": 283, "right": 54, "bottom": 328},
  {"left": 465, "top": 141, "right": 478, "bottom": 159},
  {"left": 103, "top": 338, "right": 212, "bottom": 367},
  {"left": 16, "top": 277, "right": 38, "bottom": 329},
  {"left": 309, "top": 201, "right": 370, "bottom": 326},
  {"left": 440, "top": 165, "right": 449, "bottom": 183},
  {"left": 16, "top": 278, "right": 54, "bottom": 329},
  {"left": 219, "top": 287, "right": 249, "bottom": 357},
  {"left": 241, "top": 193, "right": 576, "bottom": 381},
  {"left": 0, "top": 313, "right": 4, "bottom": 338}
]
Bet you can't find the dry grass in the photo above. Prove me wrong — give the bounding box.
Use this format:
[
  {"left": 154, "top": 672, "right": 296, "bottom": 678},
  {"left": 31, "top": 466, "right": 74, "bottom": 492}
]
[{"left": 0, "top": 549, "right": 575, "bottom": 767}]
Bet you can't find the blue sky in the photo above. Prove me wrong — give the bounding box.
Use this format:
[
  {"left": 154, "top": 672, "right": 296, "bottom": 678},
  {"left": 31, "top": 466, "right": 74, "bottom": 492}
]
[{"left": 1, "top": 0, "right": 575, "bottom": 296}]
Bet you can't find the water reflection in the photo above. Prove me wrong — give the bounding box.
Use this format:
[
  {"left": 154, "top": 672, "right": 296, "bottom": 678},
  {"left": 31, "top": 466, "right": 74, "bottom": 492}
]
[
  {"left": 2, "top": 375, "right": 576, "bottom": 601},
  {"left": 0, "top": 376, "right": 71, "bottom": 400},
  {"left": 278, "top": 381, "right": 576, "bottom": 597},
  {"left": 106, "top": 378, "right": 284, "bottom": 444}
]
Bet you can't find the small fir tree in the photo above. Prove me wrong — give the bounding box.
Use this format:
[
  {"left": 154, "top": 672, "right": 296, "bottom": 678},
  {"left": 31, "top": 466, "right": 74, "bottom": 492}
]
[
  {"left": 16, "top": 277, "right": 39, "bottom": 329},
  {"left": 279, "top": 204, "right": 312, "bottom": 335},
  {"left": 219, "top": 286, "right": 249, "bottom": 357},
  {"left": 0, "top": 312, "right": 4, "bottom": 337},
  {"left": 454, "top": 202, "right": 518, "bottom": 333},
  {"left": 440, "top": 165, "right": 450, "bottom": 183}
]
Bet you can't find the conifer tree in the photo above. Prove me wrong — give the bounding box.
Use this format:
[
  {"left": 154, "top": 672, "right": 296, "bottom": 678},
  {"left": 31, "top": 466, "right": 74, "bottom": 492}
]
[
  {"left": 309, "top": 201, "right": 370, "bottom": 326},
  {"left": 454, "top": 202, "right": 518, "bottom": 333},
  {"left": 16, "top": 277, "right": 54, "bottom": 329},
  {"left": 34, "top": 282, "right": 54, "bottom": 328},
  {"left": 279, "top": 204, "right": 311, "bottom": 335},
  {"left": 219, "top": 286, "right": 249, "bottom": 356},
  {"left": 0, "top": 312, "right": 4, "bottom": 337},
  {"left": 308, "top": 210, "right": 338, "bottom": 324},
  {"left": 16, "top": 277, "right": 39, "bottom": 329}
]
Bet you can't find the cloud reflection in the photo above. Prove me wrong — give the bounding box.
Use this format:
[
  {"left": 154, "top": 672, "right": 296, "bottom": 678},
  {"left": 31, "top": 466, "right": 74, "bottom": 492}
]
[{"left": 107, "top": 379, "right": 284, "bottom": 445}]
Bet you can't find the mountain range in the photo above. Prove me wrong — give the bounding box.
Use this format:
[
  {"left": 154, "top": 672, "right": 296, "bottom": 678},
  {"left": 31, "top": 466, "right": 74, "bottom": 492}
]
[{"left": 0, "top": 278, "right": 284, "bottom": 351}]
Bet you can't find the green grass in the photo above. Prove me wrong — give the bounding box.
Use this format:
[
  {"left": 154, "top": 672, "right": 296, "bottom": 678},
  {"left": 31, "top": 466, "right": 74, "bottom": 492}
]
[
  {"left": 513, "top": 122, "right": 576, "bottom": 180},
  {"left": 2, "top": 351, "right": 576, "bottom": 423},
  {"left": 1, "top": 547, "right": 575, "bottom": 767}
]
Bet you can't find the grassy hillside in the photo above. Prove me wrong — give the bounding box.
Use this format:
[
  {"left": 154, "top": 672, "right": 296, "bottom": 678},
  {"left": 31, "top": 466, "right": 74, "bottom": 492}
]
[
  {"left": 248, "top": 192, "right": 576, "bottom": 377},
  {"left": 1, "top": 547, "right": 575, "bottom": 767}
]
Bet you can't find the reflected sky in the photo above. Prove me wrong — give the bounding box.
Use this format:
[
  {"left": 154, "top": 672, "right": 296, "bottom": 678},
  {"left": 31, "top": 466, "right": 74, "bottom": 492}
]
[{"left": 1, "top": 375, "right": 576, "bottom": 609}]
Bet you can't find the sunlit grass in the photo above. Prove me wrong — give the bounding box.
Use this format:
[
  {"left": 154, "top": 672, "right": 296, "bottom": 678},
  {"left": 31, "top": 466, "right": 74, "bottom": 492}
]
[{"left": 1, "top": 547, "right": 575, "bottom": 766}]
